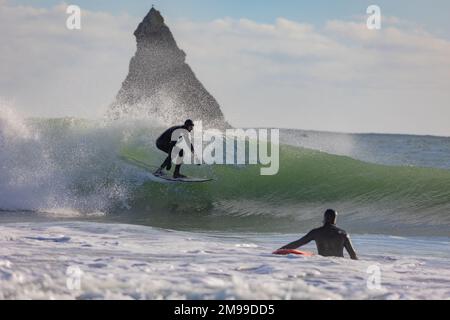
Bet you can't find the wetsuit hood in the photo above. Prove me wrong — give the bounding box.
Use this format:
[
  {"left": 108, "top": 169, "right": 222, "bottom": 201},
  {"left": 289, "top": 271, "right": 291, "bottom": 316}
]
[{"left": 323, "top": 209, "right": 338, "bottom": 225}]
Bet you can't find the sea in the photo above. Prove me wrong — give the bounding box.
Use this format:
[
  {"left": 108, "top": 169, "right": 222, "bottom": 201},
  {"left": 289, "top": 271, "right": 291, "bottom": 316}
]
[{"left": 0, "top": 108, "right": 449, "bottom": 299}]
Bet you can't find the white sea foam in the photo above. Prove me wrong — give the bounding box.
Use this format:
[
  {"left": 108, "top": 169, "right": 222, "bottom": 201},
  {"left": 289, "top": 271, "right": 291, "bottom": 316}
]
[
  {"left": 0, "top": 106, "right": 134, "bottom": 213},
  {"left": 0, "top": 222, "right": 449, "bottom": 300}
]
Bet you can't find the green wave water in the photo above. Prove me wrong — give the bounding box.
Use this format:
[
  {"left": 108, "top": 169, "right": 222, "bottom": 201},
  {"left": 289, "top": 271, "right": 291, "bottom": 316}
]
[
  {"left": 120, "top": 142, "right": 450, "bottom": 235},
  {"left": 1, "top": 116, "right": 449, "bottom": 236}
]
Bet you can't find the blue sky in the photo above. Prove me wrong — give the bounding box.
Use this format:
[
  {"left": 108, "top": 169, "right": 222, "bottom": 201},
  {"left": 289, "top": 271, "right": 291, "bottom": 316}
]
[
  {"left": 2, "top": 0, "right": 450, "bottom": 135},
  {"left": 10, "top": 0, "right": 450, "bottom": 38}
]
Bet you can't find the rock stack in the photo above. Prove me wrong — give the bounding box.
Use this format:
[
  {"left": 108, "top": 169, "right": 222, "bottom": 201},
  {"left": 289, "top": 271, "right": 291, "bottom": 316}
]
[{"left": 108, "top": 7, "right": 228, "bottom": 128}]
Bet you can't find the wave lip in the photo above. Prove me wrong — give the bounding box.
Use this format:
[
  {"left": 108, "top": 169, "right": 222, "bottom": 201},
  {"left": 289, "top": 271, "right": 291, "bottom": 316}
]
[{"left": 0, "top": 114, "right": 449, "bottom": 236}]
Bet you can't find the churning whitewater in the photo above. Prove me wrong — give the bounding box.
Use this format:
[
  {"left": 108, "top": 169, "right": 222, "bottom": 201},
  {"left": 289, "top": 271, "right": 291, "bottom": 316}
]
[
  {"left": 1, "top": 105, "right": 450, "bottom": 300},
  {"left": 1, "top": 222, "right": 449, "bottom": 300},
  {"left": 1, "top": 106, "right": 449, "bottom": 236},
  {"left": 2, "top": 1, "right": 450, "bottom": 303}
]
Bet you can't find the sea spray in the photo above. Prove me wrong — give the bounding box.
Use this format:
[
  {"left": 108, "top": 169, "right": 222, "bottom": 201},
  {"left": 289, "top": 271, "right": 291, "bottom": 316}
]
[
  {"left": 0, "top": 114, "right": 449, "bottom": 236},
  {"left": 0, "top": 108, "right": 130, "bottom": 214}
]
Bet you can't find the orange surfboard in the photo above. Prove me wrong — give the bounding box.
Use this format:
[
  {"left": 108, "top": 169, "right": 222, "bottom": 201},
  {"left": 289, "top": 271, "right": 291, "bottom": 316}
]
[{"left": 273, "top": 249, "right": 314, "bottom": 257}]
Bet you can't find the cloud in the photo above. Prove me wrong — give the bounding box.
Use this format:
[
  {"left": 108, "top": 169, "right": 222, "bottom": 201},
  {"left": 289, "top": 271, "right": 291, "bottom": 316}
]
[
  {"left": 170, "top": 17, "right": 450, "bottom": 135},
  {"left": 1, "top": 2, "right": 449, "bottom": 135},
  {"left": 0, "top": 2, "right": 138, "bottom": 118}
]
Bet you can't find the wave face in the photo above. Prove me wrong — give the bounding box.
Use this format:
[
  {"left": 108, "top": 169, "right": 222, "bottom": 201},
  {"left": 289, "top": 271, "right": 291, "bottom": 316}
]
[
  {"left": 1, "top": 109, "right": 449, "bottom": 236},
  {"left": 281, "top": 129, "right": 450, "bottom": 170}
]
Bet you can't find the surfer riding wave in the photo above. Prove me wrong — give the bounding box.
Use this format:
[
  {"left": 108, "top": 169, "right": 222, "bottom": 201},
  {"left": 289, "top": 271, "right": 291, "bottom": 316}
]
[{"left": 154, "top": 119, "right": 198, "bottom": 179}]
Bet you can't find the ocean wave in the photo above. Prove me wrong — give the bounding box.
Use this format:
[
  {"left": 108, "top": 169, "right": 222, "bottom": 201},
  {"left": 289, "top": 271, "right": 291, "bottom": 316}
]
[{"left": 0, "top": 112, "right": 449, "bottom": 235}]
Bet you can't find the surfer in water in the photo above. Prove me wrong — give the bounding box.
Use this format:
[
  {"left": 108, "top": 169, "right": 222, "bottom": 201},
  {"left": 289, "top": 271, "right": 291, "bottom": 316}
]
[
  {"left": 279, "top": 209, "right": 358, "bottom": 260},
  {"left": 154, "top": 119, "right": 197, "bottom": 179}
]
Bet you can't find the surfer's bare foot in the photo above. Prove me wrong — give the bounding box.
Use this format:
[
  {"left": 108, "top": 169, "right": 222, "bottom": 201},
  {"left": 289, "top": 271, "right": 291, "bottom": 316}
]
[
  {"left": 154, "top": 168, "right": 163, "bottom": 176},
  {"left": 173, "top": 173, "right": 187, "bottom": 179}
]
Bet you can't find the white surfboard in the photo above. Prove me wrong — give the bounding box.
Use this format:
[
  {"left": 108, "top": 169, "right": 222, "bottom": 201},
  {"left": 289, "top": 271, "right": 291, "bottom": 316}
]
[
  {"left": 152, "top": 172, "right": 213, "bottom": 183},
  {"left": 120, "top": 155, "right": 213, "bottom": 183}
]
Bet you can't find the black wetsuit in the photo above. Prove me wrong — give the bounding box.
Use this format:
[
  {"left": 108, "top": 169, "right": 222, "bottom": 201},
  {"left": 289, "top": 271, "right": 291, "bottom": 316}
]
[
  {"left": 156, "top": 125, "right": 194, "bottom": 174},
  {"left": 282, "top": 224, "right": 358, "bottom": 260}
]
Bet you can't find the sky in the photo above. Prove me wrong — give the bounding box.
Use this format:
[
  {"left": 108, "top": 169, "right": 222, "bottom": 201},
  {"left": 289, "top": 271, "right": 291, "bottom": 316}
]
[{"left": 1, "top": 0, "right": 450, "bottom": 136}]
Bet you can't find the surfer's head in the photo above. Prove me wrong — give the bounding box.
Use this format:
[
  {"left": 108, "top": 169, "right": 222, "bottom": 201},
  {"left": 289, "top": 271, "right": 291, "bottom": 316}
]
[
  {"left": 323, "top": 209, "right": 337, "bottom": 225},
  {"left": 184, "top": 119, "right": 194, "bottom": 132}
]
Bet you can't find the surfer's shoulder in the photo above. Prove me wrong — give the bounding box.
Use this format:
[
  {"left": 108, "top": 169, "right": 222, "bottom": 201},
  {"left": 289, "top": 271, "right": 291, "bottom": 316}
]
[
  {"left": 335, "top": 226, "right": 348, "bottom": 237},
  {"left": 160, "top": 126, "right": 184, "bottom": 139},
  {"left": 309, "top": 227, "right": 322, "bottom": 235},
  {"left": 167, "top": 125, "right": 182, "bottom": 132},
  {"left": 324, "top": 224, "right": 348, "bottom": 236}
]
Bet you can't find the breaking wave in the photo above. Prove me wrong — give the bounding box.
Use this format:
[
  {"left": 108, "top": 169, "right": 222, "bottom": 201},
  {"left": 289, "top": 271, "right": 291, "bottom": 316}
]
[{"left": 0, "top": 107, "right": 449, "bottom": 236}]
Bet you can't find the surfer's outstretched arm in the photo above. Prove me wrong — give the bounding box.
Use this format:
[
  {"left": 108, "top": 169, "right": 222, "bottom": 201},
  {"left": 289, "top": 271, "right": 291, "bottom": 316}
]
[
  {"left": 344, "top": 235, "right": 358, "bottom": 260},
  {"left": 279, "top": 231, "right": 314, "bottom": 250}
]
